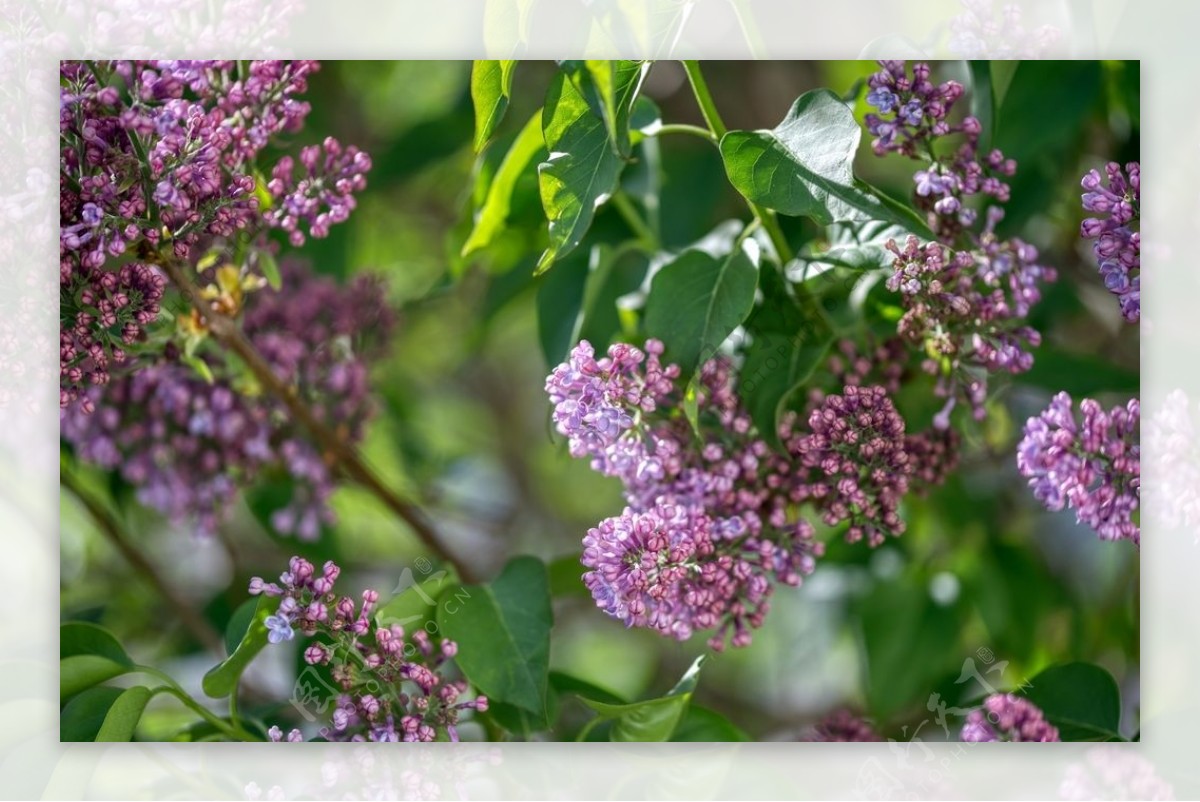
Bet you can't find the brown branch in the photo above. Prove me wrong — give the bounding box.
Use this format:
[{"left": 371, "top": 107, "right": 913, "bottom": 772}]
[
  {"left": 61, "top": 470, "right": 226, "bottom": 657},
  {"left": 154, "top": 252, "right": 478, "bottom": 583}
]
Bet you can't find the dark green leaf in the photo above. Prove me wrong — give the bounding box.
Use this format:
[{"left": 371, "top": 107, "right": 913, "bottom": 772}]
[
  {"left": 739, "top": 332, "right": 831, "bottom": 447},
  {"left": 462, "top": 111, "right": 545, "bottom": 257},
  {"left": 535, "top": 72, "right": 627, "bottom": 273},
  {"left": 575, "top": 244, "right": 648, "bottom": 353},
  {"left": 202, "top": 596, "right": 271, "bottom": 699},
  {"left": 643, "top": 246, "right": 759, "bottom": 380},
  {"left": 719, "top": 89, "right": 929, "bottom": 235},
  {"left": 61, "top": 655, "right": 133, "bottom": 699},
  {"left": 61, "top": 686, "right": 124, "bottom": 742},
  {"left": 968, "top": 61, "right": 995, "bottom": 153},
  {"left": 1020, "top": 662, "right": 1123, "bottom": 742},
  {"left": 436, "top": 555, "right": 552, "bottom": 715},
  {"left": 547, "top": 554, "right": 589, "bottom": 599},
  {"left": 535, "top": 249, "right": 588, "bottom": 368},
  {"left": 61, "top": 622, "right": 133, "bottom": 665},
  {"left": 471, "top": 60, "right": 518, "bottom": 152},
  {"left": 550, "top": 671, "right": 627, "bottom": 705},
  {"left": 578, "top": 655, "right": 705, "bottom": 742},
  {"left": 375, "top": 564, "right": 460, "bottom": 632},
  {"left": 671, "top": 705, "right": 751, "bottom": 742},
  {"left": 95, "top": 686, "right": 152, "bottom": 742},
  {"left": 223, "top": 598, "right": 260, "bottom": 657}
]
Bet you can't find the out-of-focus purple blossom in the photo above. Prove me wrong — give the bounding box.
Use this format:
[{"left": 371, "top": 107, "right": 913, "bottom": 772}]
[
  {"left": 960, "top": 693, "right": 1060, "bottom": 742},
  {"left": 61, "top": 261, "right": 393, "bottom": 539},
  {"left": 265, "top": 137, "right": 372, "bottom": 247},
  {"left": 253, "top": 557, "right": 486, "bottom": 743},
  {"left": 1081, "top": 162, "right": 1140, "bottom": 322},
  {"left": 947, "top": 0, "right": 1063, "bottom": 59},
  {"left": 1017, "top": 392, "right": 1140, "bottom": 545},
  {"left": 800, "top": 709, "right": 883, "bottom": 742}
]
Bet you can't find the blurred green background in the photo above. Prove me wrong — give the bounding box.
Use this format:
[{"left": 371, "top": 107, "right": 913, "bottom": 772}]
[{"left": 61, "top": 60, "right": 1139, "bottom": 741}]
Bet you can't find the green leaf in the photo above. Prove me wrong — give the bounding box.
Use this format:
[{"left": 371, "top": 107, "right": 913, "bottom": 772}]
[
  {"left": 547, "top": 554, "right": 589, "bottom": 599},
  {"left": 462, "top": 111, "right": 546, "bottom": 258},
  {"left": 223, "top": 598, "right": 260, "bottom": 657},
  {"left": 436, "top": 555, "right": 552, "bottom": 715},
  {"left": 643, "top": 246, "right": 759, "bottom": 381},
  {"left": 800, "top": 220, "right": 909, "bottom": 273},
  {"left": 550, "top": 671, "right": 627, "bottom": 705},
  {"left": 375, "top": 563, "right": 460, "bottom": 632},
  {"left": 61, "top": 685, "right": 124, "bottom": 741},
  {"left": 202, "top": 596, "right": 271, "bottom": 699},
  {"left": 579, "top": 655, "right": 705, "bottom": 742},
  {"left": 61, "top": 622, "right": 134, "bottom": 666},
  {"left": 471, "top": 60, "right": 518, "bottom": 152},
  {"left": 95, "top": 686, "right": 153, "bottom": 742},
  {"left": 1020, "top": 662, "right": 1123, "bottom": 742},
  {"left": 739, "top": 332, "right": 831, "bottom": 446},
  {"left": 720, "top": 89, "right": 930, "bottom": 236},
  {"left": 535, "top": 249, "right": 589, "bottom": 368},
  {"left": 60, "top": 622, "right": 136, "bottom": 699},
  {"left": 558, "top": 60, "right": 651, "bottom": 158},
  {"left": 258, "top": 250, "right": 281, "bottom": 291},
  {"left": 61, "top": 655, "right": 133, "bottom": 699},
  {"left": 575, "top": 244, "right": 648, "bottom": 353},
  {"left": 968, "top": 61, "right": 995, "bottom": 153},
  {"left": 671, "top": 705, "right": 751, "bottom": 742},
  {"left": 535, "top": 72, "right": 628, "bottom": 274}
]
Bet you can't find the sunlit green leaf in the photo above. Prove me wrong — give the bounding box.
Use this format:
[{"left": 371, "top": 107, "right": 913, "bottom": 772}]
[
  {"left": 471, "top": 60, "right": 518, "bottom": 152},
  {"left": 463, "top": 111, "right": 546, "bottom": 258}
]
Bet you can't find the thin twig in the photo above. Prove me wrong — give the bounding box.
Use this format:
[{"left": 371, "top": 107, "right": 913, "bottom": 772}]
[
  {"left": 152, "top": 251, "right": 478, "bottom": 583},
  {"left": 61, "top": 469, "right": 226, "bottom": 656}
]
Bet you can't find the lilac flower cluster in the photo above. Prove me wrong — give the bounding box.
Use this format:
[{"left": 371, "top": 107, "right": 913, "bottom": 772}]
[
  {"left": 266, "top": 138, "right": 372, "bottom": 247},
  {"left": 251, "top": 557, "right": 487, "bottom": 742},
  {"left": 59, "top": 259, "right": 166, "bottom": 411},
  {"left": 781, "top": 385, "right": 911, "bottom": 547},
  {"left": 549, "top": 340, "right": 823, "bottom": 650},
  {"left": 59, "top": 60, "right": 371, "bottom": 411},
  {"left": 960, "top": 693, "right": 1060, "bottom": 742},
  {"left": 862, "top": 61, "right": 1056, "bottom": 426},
  {"left": 800, "top": 709, "right": 882, "bottom": 742},
  {"left": 61, "top": 262, "right": 394, "bottom": 539},
  {"left": 865, "top": 60, "right": 1016, "bottom": 241},
  {"left": 886, "top": 229, "right": 1053, "bottom": 422},
  {"left": 1017, "top": 392, "right": 1140, "bottom": 545},
  {"left": 1081, "top": 162, "right": 1140, "bottom": 322}
]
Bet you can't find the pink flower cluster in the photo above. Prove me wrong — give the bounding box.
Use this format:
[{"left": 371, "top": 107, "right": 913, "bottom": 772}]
[
  {"left": 960, "top": 693, "right": 1060, "bottom": 742},
  {"left": 251, "top": 557, "right": 486, "bottom": 742}
]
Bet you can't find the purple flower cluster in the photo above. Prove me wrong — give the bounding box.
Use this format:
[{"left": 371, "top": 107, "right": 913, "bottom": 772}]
[
  {"left": 865, "top": 61, "right": 1016, "bottom": 241},
  {"left": 861, "top": 61, "right": 1056, "bottom": 426},
  {"left": 781, "top": 385, "right": 911, "bottom": 547},
  {"left": 266, "top": 138, "right": 372, "bottom": 247},
  {"left": 251, "top": 557, "right": 487, "bottom": 742},
  {"left": 61, "top": 262, "right": 394, "bottom": 539},
  {"left": 59, "top": 259, "right": 166, "bottom": 411},
  {"left": 800, "top": 709, "right": 882, "bottom": 742},
  {"left": 59, "top": 60, "right": 371, "bottom": 411},
  {"left": 1017, "top": 392, "right": 1140, "bottom": 545},
  {"left": 549, "top": 340, "right": 823, "bottom": 650},
  {"left": 960, "top": 693, "right": 1060, "bottom": 742},
  {"left": 885, "top": 229, "right": 1054, "bottom": 422},
  {"left": 1081, "top": 162, "right": 1140, "bottom": 322}
]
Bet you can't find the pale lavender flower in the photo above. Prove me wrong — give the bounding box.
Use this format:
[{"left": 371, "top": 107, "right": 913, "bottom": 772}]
[{"left": 1081, "top": 162, "right": 1140, "bottom": 322}]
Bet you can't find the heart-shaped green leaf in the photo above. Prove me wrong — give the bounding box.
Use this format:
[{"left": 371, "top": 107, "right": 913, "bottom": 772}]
[
  {"left": 1020, "top": 662, "right": 1124, "bottom": 742},
  {"left": 644, "top": 245, "right": 759, "bottom": 381},
  {"left": 720, "top": 89, "right": 929, "bottom": 236},
  {"left": 436, "top": 555, "right": 552, "bottom": 715}
]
